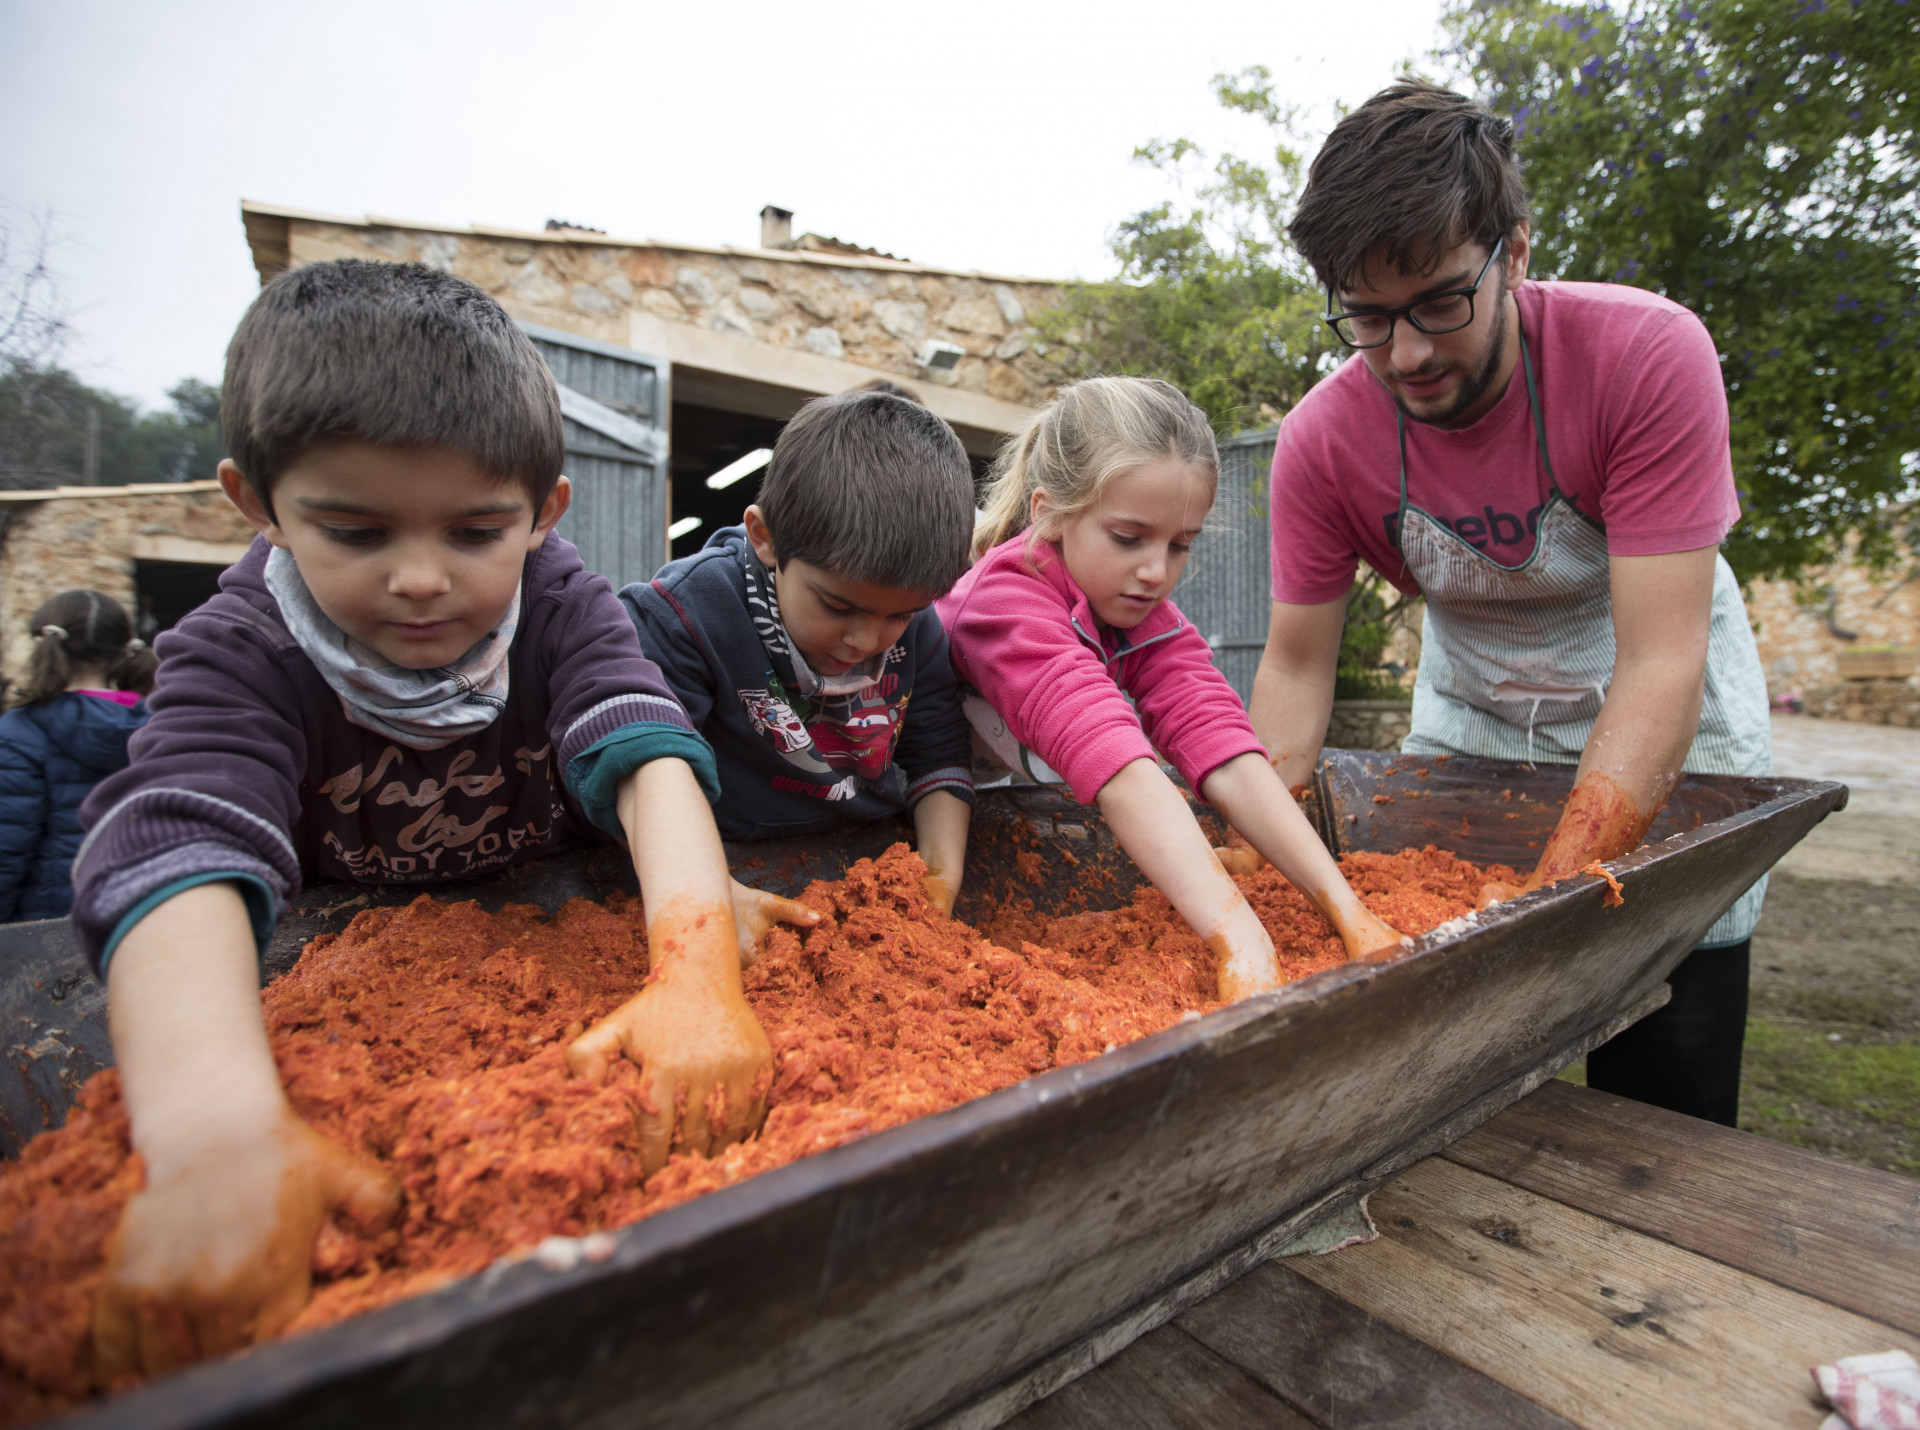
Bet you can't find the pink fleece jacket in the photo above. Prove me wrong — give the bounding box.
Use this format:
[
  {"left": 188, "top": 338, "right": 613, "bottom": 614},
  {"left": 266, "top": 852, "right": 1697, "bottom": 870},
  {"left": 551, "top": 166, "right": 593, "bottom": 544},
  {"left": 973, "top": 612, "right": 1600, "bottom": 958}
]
[{"left": 937, "top": 535, "right": 1266, "bottom": 804}]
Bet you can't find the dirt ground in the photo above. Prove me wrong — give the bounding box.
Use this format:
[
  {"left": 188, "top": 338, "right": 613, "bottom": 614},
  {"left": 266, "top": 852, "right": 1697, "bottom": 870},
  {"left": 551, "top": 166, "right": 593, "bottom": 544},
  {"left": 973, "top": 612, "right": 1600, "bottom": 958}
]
[
  {"left": 1568, "top": 716, "right": 1920, "bottom": 1176},
  {"left": 1740, "top": 715, "right": 1920, "bottom": 1176}
]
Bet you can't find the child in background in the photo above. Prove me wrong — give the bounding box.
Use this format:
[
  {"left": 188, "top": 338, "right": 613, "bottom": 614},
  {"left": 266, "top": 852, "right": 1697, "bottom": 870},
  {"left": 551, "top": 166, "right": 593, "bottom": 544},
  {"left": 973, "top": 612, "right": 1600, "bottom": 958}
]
[
  {"left": 0, "top": 591, "right": 156, "bottom": 922},
  {"left": 624, "top": 381, "right": 975, "bottom": 917},
  {"left": 72, "top": 259, "right": 792, "bottom": 1379},
  {"left": 938, "top": 377, "right": 1407, "bottom": 1000}
]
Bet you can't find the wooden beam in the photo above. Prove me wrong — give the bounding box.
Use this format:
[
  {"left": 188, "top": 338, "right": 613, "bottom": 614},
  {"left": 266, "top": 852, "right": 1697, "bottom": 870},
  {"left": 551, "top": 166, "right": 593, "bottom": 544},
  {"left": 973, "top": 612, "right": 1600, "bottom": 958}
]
[
  {"left": 1290, "top": 1157, "right": 1920, "bottom": 1430},
  {"left": 0, "top": 480, "right": 225, "bottom": 504},
  {"left": 242, "top": 202, "right": 291, "bottom": 283},
  {"left": 128, "top": 534, "right": 252, "bottom": 566},
  {"left": 629, "top": 312, "right": 1033, "bottom": 456},
  {"left": 1442, "top": 1079, "right": 1920, "bottom": 1335}
]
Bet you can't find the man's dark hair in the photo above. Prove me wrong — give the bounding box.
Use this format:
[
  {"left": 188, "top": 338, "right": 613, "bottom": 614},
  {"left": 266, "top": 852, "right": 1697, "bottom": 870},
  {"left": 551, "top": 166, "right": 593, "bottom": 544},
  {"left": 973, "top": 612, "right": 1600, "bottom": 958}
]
[
  {"left": 758, "top": 385, "right": 974, "bottom": 595},
  {"left": 1289, "top": 79, "right": 1531, "bottom": 294},
  {"left": 222, "top": 259, "right": 564, "bottom": 516}
]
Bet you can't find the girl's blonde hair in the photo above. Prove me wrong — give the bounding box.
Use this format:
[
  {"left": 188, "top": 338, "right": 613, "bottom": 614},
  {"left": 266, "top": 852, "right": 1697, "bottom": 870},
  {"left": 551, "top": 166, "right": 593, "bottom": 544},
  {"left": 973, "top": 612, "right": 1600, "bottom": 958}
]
[{"left": 973, "top": 377, "right": 1219, "bottom": 560}]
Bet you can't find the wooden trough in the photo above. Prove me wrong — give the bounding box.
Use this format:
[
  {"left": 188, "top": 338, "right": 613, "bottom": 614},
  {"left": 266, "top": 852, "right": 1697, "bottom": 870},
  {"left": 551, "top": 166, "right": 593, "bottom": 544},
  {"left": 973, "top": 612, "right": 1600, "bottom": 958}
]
[{"left": 0, "top": 752, "right": 1845, "bottom": 1430}]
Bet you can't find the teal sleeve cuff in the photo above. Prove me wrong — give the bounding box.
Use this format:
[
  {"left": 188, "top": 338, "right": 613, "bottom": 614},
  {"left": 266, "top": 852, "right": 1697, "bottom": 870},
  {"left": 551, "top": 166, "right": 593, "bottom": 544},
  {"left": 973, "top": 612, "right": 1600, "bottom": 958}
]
[
  {"left": 564, "top": 721, "right": 722, "bottom": 840},
  {"left": 98, "top": 872, "right": 278, "bottom": 976}
]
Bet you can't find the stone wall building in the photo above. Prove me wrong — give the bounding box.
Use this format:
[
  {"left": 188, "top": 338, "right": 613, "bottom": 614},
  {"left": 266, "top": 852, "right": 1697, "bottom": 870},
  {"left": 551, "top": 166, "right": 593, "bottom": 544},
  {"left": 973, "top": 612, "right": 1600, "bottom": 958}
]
[
  {"left": 0, "top": 483, "right": 254, "bottom": 692},
  {"left": 0, "top": 204, "right": 1067, "bottom": 692},
  {"left": 1747, "top": 521, "right": 1920, "bottom": 728},
  {"left": 241, "top": 201, "right": 1062, "bottom": 579}
]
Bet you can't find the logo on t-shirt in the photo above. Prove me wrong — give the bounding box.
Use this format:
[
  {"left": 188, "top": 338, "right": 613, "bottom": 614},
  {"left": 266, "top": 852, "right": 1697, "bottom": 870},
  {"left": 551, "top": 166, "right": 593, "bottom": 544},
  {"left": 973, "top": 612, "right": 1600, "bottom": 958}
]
[{"left": 1384, "top": 499, "right": 1571, "bottom": 552}]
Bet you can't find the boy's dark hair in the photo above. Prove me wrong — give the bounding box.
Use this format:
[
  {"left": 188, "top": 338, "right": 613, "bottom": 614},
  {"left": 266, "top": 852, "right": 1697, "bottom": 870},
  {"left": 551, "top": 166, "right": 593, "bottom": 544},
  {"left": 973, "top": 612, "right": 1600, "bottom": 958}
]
[
  {"left": 1289, "top": 79, "right": 1531, "bottom": 294},
  {"left": 757, "top": 384, "right": 974, "bottom": 595},
  {"left": 848, "top": 377, "right": 922, "bottom": 403},
  {"left": 11, "top": 590, "right": 157, "bottom": 708},
  {"left": 222, "top": 259, "right": 564, "bottom": 516}
]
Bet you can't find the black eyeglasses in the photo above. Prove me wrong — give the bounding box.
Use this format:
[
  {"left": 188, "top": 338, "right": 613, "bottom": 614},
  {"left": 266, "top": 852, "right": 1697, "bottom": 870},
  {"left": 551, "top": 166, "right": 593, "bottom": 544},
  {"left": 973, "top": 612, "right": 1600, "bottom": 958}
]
[{"left": 1324, "top": 237, "right": 1506, "bottom": 350}]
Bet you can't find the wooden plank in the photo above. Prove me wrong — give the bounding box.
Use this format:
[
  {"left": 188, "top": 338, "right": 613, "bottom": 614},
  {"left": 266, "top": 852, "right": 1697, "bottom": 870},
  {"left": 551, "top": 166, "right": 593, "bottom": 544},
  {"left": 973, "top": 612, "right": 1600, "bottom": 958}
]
[
  {"left": 1179, "top": 1261, "right": 1577, "bottom": 1429},
  {"left": 1290, "top": 1157, "right": 1920, "bottom": 1430},
  {"left": 1004, "top": 1325, "right": 1314, "bottom": 1430},
  {"left": 935, "top": 988, "right": 1666, "bottom": 1430},
  {"left": 1443, "top": 1079, "right": 1920, "bottom": 1334}
]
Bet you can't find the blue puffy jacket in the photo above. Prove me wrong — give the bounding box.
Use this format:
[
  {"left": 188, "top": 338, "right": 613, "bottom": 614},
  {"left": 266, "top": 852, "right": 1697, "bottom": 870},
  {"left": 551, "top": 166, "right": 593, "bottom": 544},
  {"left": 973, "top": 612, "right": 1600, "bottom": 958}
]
[{"left": 0, "top": 692, "right": 148, "bottom": 922}]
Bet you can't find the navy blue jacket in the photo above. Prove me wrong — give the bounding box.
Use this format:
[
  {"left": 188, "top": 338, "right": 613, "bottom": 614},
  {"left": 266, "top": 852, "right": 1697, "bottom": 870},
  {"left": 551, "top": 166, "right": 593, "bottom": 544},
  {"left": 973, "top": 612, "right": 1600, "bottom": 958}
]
[
  {"left": 622, "top": 526, "right": 972, "bottom": 841},
  {"left": 0, "top": 693, "right": 148, "bottom": 921}
]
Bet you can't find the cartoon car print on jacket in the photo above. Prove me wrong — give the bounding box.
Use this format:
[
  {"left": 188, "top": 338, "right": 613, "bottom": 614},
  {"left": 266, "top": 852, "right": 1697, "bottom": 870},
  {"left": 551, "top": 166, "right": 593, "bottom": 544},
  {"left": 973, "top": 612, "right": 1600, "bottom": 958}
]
[
  {"left": 808, "top": 700, "right": 904, "bottom": 781},
  {"left": 738, "top": 690, "right": 811, "bottom": 754}
]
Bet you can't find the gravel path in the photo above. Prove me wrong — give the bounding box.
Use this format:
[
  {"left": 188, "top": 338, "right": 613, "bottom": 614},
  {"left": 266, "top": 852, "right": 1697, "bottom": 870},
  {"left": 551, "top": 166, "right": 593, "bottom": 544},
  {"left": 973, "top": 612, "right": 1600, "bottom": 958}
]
[{"left": 1767, "top": 714, "right": 1920, "bottom": 885}]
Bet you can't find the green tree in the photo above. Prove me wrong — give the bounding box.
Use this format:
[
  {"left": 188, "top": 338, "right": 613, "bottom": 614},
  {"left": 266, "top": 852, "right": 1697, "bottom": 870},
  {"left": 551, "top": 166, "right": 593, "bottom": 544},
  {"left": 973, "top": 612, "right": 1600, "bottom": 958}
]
[
  {"left": 1035, "top": 69, "right": 1338, "bottom": 435},
  {"left": 0, "top": 365, "right": 224, "bottom": 490},
  {"left": 1039, "top": 69, "right": 1416, "bottom": 687},
  {"left": 0, "top": 207, "right": 224, "bottom": 490},
  {"left": 131, "top": 378, "right": 227, "bottom": 484},
  {"left": 1442, "top": 0, "right": 1920, "bottom": 582}
]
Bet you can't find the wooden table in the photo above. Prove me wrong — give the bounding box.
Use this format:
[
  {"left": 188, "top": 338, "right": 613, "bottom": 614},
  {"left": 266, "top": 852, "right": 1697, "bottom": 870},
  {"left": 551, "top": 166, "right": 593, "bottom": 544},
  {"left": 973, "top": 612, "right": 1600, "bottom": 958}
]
[{"left": 1008, "top": 1080, "right": 1920, "bottom": 1430}]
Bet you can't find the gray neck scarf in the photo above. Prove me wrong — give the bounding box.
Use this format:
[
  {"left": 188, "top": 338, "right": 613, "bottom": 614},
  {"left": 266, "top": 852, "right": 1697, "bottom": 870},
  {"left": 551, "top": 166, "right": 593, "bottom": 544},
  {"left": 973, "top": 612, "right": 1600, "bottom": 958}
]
[
  {"left": 737, "top": 550, "right": 882, "bottom": 698},
  {"left": 265, "top": 546, "right": 518, "bottom": 750}
]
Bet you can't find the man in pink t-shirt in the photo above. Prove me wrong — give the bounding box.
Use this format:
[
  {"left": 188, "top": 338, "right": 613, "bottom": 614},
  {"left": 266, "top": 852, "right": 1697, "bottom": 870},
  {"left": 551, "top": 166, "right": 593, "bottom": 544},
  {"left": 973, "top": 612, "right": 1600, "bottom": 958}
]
[{"left": 1253, "top": 81, "right": 1770, "bottom": 1127}]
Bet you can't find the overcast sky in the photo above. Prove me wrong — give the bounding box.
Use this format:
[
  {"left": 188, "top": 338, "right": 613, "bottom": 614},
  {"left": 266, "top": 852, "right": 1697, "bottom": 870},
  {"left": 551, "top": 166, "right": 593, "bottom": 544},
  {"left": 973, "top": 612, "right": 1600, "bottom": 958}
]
[{"left": 0, "top": 0, "right": 1447, "bottom": 410}]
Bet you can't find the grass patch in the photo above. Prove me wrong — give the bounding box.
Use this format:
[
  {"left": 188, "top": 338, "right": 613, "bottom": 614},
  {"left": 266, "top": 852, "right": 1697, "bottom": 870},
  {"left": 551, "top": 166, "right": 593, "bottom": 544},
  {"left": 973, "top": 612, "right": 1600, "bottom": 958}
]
[
  {"left": 1552, "top": 1022, "right": 1919, "bottom": 1179},
  {"left": 1740, "top": 1017, "right": 1920, "bottom": 1177}
]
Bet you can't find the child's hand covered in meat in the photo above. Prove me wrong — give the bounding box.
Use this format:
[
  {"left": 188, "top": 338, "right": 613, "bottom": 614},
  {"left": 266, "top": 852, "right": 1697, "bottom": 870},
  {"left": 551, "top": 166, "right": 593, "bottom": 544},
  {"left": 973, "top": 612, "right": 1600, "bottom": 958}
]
[
  {"left": 93, "top": 1110, "right": 396, "bottom": 1384},
  {"left": 567, "top": 897, "right": 773, "bottom": 1175},
  {"left": 729, "top": 878, "right": 819, "bottom": 967}
]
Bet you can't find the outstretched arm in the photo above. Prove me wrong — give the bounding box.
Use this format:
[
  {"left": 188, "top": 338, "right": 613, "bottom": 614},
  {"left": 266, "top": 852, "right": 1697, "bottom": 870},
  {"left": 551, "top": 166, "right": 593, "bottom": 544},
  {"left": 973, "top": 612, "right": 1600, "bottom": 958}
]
[
  {"left": 1200, "top": 752, "right": 1408, "bottom": 962},
  {"left": 912, "top": 790, "right": 971, "bottom": 915},
  {"left": 1248, "top": 597, "right": 1346, "bottom": 794},
  {"left": 1096, "top": 758, "right": 1281, "bottom": 1001},
  {"left": 567, "top": 758, "right": 773, "bottom": 1173},
  {"left": 1483, "top": 547, "right": 1715, "bottom": 905},
  {"left": 95, "top": 882, "right": 398, "bottom": 1382}
]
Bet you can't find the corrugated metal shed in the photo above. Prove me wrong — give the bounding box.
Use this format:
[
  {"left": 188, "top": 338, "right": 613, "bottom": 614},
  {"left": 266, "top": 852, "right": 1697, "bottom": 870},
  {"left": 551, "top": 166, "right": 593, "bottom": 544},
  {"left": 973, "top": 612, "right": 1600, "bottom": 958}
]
[
  {"left": 521, "top": 323, "right": 670, "bottom": 591},
  {"left": 1174, "top": 426, "right": 1276, "bottom": 704}
]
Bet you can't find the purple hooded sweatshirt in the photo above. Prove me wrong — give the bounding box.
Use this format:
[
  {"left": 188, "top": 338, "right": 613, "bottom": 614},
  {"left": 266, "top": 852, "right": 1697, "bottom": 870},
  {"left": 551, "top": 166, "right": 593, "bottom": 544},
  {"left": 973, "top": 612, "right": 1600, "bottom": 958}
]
[{"left": 72, "top": 534, "right": 714, "bottom": 973}]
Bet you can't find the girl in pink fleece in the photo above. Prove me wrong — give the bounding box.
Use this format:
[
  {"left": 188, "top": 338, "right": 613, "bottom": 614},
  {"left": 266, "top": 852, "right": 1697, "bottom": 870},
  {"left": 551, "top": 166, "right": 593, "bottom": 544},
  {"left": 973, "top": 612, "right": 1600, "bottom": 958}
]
[{"left": 937, "top": 378, "right": 1405, "bottom": 999}]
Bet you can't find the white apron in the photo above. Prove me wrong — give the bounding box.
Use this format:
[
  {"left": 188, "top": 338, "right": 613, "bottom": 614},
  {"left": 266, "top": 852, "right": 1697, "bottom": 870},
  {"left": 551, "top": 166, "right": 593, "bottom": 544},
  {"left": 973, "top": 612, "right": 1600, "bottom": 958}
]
[{"left": 1393, "top": 315, "right": 1772, "bottom": 946}]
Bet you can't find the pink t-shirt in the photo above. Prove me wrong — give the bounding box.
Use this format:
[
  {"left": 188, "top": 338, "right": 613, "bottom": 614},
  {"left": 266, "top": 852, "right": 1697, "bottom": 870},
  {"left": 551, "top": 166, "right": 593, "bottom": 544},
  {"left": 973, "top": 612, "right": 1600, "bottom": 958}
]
[{"left": 1269, "top": 281, "right": 1740, "bottom": 604}]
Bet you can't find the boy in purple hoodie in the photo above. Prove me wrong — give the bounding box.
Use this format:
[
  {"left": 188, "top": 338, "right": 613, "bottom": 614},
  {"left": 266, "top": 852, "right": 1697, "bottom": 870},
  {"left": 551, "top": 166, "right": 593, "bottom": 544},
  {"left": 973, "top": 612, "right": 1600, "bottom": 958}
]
[{"left": 73, "top": 260, "right": 797, "bottom": 1378}]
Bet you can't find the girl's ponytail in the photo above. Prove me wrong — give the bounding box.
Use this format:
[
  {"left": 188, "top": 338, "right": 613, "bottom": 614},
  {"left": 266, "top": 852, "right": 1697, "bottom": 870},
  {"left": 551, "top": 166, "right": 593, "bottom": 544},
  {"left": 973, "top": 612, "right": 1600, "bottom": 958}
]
[
  {"left": 105, "top": 638, "right": 158, "bottom": 697},
  {"left": 972, "top": 416, "right": 1046, "bottom": 560},
  {"left": 18, "top": 623, "right": 74, "bottom": 709},
  {"left": 9, "top": 590, "right": 153, "bottom": 708}
]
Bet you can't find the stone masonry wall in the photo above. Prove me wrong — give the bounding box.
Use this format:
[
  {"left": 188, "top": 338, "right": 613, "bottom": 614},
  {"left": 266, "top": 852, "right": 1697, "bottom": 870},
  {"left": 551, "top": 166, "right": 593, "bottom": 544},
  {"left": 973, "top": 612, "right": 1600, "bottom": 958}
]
[
  {"left": 1748, "top": 541, "right": 1920, "bottom": 696},
  {"left": 281, "top": 221, "right": 1063, "bottom": 409},
  {"left": 0, "top": 487, "right": 255, "bottom": 689},
  {"left": 1801, "top": 678, "right": 1920, "bottom": 729},
  {"left": 1326, "top": 700, "right": 1414, "bottom": 753}
]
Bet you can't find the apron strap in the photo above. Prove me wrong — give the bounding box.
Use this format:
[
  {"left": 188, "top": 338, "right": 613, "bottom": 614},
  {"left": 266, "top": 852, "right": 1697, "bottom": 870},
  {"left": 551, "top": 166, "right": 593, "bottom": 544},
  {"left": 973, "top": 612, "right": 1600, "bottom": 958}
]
[{"left": 1512, "top": 308, "right": 1571, "bottom": 509}]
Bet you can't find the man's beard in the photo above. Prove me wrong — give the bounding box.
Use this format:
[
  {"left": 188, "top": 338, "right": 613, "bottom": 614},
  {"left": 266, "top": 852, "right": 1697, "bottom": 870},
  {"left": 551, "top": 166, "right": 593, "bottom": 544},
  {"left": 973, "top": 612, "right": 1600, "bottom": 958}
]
[{"left": 1390, "top": 281, "right": 1509, "bottom": 428}]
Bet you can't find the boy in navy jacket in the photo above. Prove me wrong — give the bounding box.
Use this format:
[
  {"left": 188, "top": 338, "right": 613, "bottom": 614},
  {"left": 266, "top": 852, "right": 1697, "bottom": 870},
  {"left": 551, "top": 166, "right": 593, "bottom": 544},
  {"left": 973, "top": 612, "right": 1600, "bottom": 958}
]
[
  {"left": 623, "top": 384, "right": 975, "bottom": 910},
  {"left": 73, "top": 260, "right": 792, "bottom": 1377}
]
